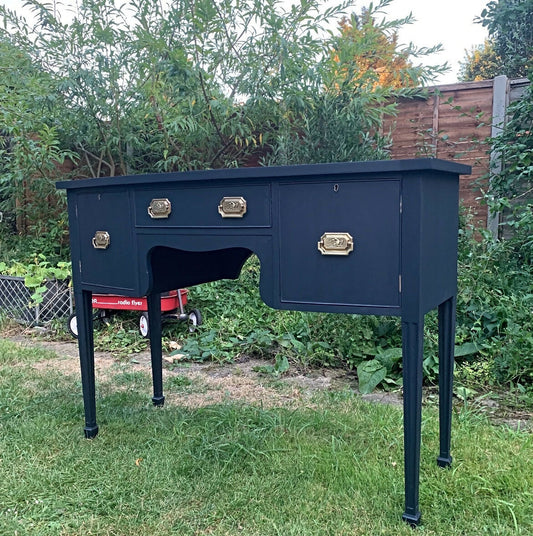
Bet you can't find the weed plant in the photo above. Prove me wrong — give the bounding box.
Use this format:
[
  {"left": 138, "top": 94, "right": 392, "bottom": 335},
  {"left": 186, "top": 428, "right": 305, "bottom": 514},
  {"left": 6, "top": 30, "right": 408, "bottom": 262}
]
[{"left": 176, "top": 258, "right": 403, "bottom": 384}]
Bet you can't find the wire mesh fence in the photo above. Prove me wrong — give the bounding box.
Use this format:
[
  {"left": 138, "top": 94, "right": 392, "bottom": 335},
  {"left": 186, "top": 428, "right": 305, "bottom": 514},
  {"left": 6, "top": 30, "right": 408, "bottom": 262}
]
[{"left": 0, "top": 275, "right": 73, "bottom": 325}]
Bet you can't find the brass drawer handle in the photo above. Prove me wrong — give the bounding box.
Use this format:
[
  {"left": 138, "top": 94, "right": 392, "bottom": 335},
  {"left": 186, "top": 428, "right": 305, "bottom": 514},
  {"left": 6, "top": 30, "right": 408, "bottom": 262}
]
[
  {"left": 148, "top": 198, "right": 172, "bottom": 219},
  {"left": 218, "top": 196, "right": 247, "bottom": 218},
  {"left": 318, "top": 232, "right": 354, "bottom": 256},
  {"left": 92, "top": 231, "right": 110, "bottom": 250}
]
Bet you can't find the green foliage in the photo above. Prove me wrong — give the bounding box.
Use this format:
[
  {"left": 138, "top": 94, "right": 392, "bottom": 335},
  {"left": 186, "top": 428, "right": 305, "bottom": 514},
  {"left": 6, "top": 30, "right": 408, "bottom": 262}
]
[
  {"left": 483, "top": 72, "right": 533, "bottom": 329},
  {"left": 459, "top": 40, "right": 503, "bottom": 82},
  {"left": 489, "top": 80, "right": 533, "bottom": 198},
  {"left": 263, "top": 91, "right": 393, "bottom": 165},
  {"left": 179, "top": 256, "right": 404, "bottom": 384},
  {"left": 94, "top": 315, "right": 149, "bottom": 355},
  {"left": 487, "top": 80, "right": 533, "bottom": 266},
  {"left": 264, "top": 0, "right": 446, "bottom": 166},
  {"left": 357, "top": 359, "right": 388, "bottom": 394},
  {"left": 455, "top": 217, "right": 533, "bottom": 388},
  {"left": 253, "top": 354, "right": 291, "bottom": 377},
  {"left": 0, "top": 254, "right": 71, "bottom": 304},
  {"left": 477, "top": 0, "right": 533, "bottom": 79},
  {"left": 0, "top": 216, "right": 70, "bottom": 266},
  {"left": 454, "top": 71, "right": 533, "bottom": 391},
  {"left": 0, "top": 36, "right": 77, "bottom": 238},
  {"left": 0, "top": 0, "right": 352, "bottom": 175},
  {"left": 0, "top": 0, "right": 445, "bottom": 178},
  {"left": 356, "top": 347, "right": 403, "bottom": 394}
]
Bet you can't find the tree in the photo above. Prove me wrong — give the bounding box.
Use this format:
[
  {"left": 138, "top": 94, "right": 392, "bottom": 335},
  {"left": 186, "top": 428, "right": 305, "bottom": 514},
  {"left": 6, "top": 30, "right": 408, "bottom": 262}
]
[
  {"left": 1, "top": 0, "right": 370, "bottom": 175},
  {"left": 0, "top": 0, "right": 446, "bottom": 198},
  {"left": 477, "top": 0, "right": 533, "bottom": 78},
  {"left": 0, "top": 35, "right": 75, "bottom": 239},
  {"left": 265, "top": 0, "right": 447, "bottom": 166},
  {"left": 328, "top": 8, "right": 442, "bottom": 90},
  {"left": 459, "top": 40, "right": 502, "bottom": 81}
]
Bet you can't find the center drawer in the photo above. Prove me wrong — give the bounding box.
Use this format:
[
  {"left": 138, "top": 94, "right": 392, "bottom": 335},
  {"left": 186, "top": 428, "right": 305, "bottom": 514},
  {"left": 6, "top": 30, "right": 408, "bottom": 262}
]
[{"left": 135, "top": 183, "right": 271, "bottom": 228}]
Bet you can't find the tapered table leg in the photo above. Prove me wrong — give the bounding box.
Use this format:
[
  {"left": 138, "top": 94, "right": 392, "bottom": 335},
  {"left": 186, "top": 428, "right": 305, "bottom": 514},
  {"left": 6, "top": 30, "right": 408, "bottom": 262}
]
[
  {"left": 401, "top": 317, "right": 424, "bottom": 526},
  {"left": 75, "top": 289, "right": 98, "bottom": 439},
  {"left": 437, "top": 296, "right": 456, "bottom": 468},
  {"left": 147, "top": 293, "right": 165, "bottom": 407}
]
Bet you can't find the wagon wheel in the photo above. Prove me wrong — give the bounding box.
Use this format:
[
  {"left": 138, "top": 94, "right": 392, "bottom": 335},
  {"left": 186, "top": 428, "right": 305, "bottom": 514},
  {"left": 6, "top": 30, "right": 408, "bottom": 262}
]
[
  {"left": 67, "top": 310, "right": 111, "bottom": 338},
  {"left": 95, "top": 309, "right": 112, "bottom": 326},
  {"left": 139, "top": 312, "right": 150, "bottom": 338},
  {"left": 188, "top": 309, "right": 202, "bottom": 333},
  {"left": 67, "top": 312, "right": 78, "bottom": 338}
]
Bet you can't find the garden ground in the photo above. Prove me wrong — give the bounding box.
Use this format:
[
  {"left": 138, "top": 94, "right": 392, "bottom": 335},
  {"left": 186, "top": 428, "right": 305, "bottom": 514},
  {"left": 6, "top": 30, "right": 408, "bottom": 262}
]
[
  {"left": 5, "top": 329, "right": 532, "bottom": 432},
  {"left": 1, "top": 331, "right": 533, "bottom": 535}
]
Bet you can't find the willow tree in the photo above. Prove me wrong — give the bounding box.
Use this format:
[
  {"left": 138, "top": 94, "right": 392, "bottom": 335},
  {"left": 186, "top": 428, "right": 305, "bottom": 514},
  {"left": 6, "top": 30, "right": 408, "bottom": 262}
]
[{"left": 1, "top": 0, "right": 445, "bottom": 178}]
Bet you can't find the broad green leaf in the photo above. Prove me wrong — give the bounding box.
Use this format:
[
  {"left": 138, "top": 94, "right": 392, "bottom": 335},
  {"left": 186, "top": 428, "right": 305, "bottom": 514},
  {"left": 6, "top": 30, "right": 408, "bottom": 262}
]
[
  {"left": 454, "top": 342, "right": 479, "bottom": 358},
  {"left": 357, "top": 359, "right": 387, "bottom": 394},
  {"left": 376, "top": 347, "right": 403, "bottom": 371}
]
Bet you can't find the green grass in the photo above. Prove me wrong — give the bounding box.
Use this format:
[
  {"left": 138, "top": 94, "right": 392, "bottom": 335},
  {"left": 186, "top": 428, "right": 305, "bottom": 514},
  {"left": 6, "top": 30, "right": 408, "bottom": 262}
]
[{"left": 0, "top": 338, "right": 532, "bottom": 535}]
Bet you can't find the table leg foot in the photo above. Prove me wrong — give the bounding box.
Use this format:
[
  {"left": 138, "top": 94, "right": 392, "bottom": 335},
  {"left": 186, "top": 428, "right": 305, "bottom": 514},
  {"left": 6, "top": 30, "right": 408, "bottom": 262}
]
[
  {"left": 147, "top": 293, "right": 165, "bottom": 408},
  {"left": 438, "top": 296, "right": 456, "bottom": 471},
  {"left": 152, "top": 395, "right": 165, "bottom": 407},
  {"left": 437, "top": 455, "right": 453, "bottom": 468},
  {"left": 401, "top": 318, "right": 424, "bottom": 526},
  {"left": 84, "top": 425, "right": 99, "bottom": 439},
  {"left": 402, "top": 511, "right": 421, "bottom": 527}
]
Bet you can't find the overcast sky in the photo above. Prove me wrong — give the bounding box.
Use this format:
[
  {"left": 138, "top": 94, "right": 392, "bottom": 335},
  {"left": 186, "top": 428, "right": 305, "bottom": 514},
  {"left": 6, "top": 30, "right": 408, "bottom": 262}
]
[
  {"left": 379, "top": 0, "right": 488, "bottom": 83},
  {"left": 3, "top": 0, "right": 489, "bottom": 84}
]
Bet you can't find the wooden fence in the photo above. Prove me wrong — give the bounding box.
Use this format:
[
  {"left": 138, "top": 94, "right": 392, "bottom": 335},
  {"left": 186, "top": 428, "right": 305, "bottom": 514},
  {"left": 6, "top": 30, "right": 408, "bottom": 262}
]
[{"left": 383, "top": 76, "right": 530, "bottom": 233}]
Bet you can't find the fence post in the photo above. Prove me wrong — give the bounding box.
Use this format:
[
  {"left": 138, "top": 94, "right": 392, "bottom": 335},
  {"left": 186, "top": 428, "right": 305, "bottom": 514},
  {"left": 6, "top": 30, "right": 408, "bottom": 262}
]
[{"left": 488, "top": 75, "right": 510, "bottom": 239}]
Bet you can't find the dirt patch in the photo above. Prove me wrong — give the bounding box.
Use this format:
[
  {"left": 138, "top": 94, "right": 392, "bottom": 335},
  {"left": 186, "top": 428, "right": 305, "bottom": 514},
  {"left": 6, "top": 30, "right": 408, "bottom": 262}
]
[
  {"left": 9, "top": 335, "right": 127, "bottom": 376},
  {"left": 7, "top": 335, "right": 361, "bottom": 409},
  {"left": 4, "top": 334, "right": 532, "bottom": 430}
]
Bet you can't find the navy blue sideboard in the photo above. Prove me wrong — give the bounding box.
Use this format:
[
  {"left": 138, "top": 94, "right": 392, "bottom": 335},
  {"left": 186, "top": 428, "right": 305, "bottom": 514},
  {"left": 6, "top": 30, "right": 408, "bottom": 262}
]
[{"left": 57, "top": 158, "right": 471, "bottom": 524}]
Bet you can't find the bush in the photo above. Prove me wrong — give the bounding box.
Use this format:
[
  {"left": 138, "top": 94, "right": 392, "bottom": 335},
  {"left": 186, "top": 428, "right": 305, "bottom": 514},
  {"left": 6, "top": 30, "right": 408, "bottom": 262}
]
[
  {"left": 0, "top": 254, "right": 71, "bottom": 305},
  {"left": 455, "top": 215, "right": 533, "bottom": 389}
]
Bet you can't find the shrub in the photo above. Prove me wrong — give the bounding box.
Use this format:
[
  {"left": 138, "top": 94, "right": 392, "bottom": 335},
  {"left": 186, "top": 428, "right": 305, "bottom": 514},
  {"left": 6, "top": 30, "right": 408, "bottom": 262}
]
[{"left": 455, "top": 214, "right": 533, "bottom": 389}]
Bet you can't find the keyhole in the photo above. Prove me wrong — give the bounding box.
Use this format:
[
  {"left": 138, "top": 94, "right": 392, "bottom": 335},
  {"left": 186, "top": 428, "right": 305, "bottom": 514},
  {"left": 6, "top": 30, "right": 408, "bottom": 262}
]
[{"left": 333, "top": 184, "right": 339, "bottom": 192}]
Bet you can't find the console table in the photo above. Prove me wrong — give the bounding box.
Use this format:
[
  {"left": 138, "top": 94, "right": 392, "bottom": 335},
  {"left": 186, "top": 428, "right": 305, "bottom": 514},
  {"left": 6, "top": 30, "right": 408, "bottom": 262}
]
[{"left": 57, "top": 158, "right": 470, "bottom": 524}]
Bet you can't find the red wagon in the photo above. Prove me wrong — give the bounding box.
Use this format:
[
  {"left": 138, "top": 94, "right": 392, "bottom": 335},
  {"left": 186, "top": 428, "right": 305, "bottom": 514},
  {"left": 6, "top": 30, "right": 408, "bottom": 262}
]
[{"left": 67, "top": 289, "right": 201, "bottom": 338}]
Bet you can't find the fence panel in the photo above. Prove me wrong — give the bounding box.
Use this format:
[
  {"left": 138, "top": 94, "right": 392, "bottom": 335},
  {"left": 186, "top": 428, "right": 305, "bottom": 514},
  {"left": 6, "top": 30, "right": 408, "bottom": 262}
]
[{"left": 0, "top": 275, "right": 73, "bottom": 325}]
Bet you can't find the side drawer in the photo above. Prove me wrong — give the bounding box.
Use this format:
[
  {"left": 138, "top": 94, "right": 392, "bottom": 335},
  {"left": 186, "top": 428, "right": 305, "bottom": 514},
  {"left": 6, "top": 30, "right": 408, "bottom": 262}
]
[
  {"left": 278, "top": 179, "right": 401, "bottom": 308},
  {"left": 134, "top": 183, "right": 271, "bottom": 228},
  {"left": 76, "top": 191, "right": 137, "bottom": 291}
]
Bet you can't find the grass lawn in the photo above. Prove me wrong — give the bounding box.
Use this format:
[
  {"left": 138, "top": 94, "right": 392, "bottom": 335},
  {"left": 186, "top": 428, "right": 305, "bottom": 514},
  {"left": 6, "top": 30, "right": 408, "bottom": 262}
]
[{"left": 0, "top": 337, "right": 532, "bottom": 535}]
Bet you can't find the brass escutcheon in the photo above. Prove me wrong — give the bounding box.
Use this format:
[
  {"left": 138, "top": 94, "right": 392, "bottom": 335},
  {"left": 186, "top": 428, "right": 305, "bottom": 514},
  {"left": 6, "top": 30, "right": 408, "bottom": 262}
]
[
  {"left": 148, "top": 198, "right": 172, "bottom": 219},
  {"left": 318, "top": 232, "right": 354, "bottom": 256},
  {"left": 92, "top": 230, "right": 111, "bottom": 250},
  {"left": 218, "top": 196, "right": 247, "bottom": 218}
]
